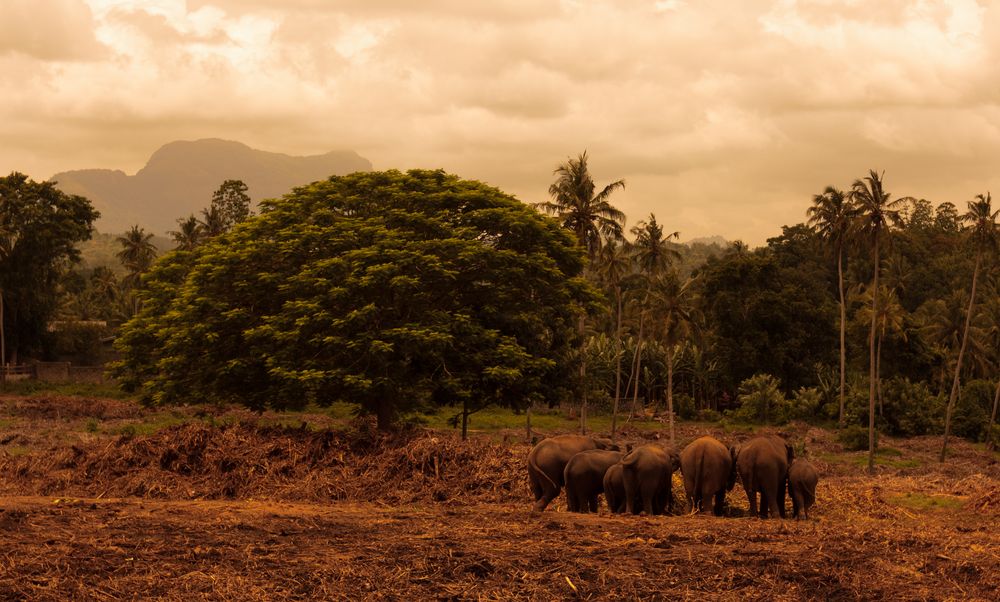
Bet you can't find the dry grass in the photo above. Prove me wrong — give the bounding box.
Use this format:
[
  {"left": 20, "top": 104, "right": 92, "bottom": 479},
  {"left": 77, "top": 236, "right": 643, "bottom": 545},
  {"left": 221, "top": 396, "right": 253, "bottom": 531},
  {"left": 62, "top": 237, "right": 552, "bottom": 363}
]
[{"left": 0, "top": 397, "right": 998, "bottom": 600}]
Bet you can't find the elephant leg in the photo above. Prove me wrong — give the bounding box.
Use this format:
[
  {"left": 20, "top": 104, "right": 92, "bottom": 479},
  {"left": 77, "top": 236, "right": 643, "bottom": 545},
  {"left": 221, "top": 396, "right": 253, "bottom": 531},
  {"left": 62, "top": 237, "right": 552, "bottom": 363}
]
[
  {"left": 530, "top": 474, "right": 543, "bottom": 502},
  {"left": 588, "top": 495, "right": 599, "bottom": 513},
  {"left": 699, "top": 492, "right": 713, "bottom": 514},
  {"left": 777, "top": 479, "right": 787, "bottom": 519},
  {"left": 624, "top": 478, "right": 638, "bottom": 515},
  {"left": 765, "top": 487, "right": 780, "bottom": 520},
  {"left": 714, "top": 490, "right": 726, "bottom": 517},
  {"left": 532, "top": 485, "right": 560, "bottom": 512},
  {"left": 744, "top": 484, "right": 758, "bottom": 518},
  {"left": 641, "top": 482, "right": 656, "bottom": 515},
  {"left": 791, "top": 488, "right": 802, "bottom": 519}
]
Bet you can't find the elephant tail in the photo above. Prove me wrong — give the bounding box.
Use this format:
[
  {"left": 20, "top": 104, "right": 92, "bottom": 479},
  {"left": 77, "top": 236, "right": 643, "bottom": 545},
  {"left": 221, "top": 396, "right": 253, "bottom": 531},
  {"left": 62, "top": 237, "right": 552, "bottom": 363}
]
[
  {"left": 693, "top": 452, "right": 705, "bottom": 499},
  {"left": 528, "top": 448, "right": 558, "bottom": 491}
]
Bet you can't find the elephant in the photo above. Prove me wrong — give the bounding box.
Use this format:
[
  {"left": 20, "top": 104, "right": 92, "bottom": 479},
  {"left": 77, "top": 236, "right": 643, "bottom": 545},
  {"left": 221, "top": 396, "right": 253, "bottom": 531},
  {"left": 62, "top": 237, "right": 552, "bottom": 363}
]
[
  {"left": 621, "top": 444, "right": 680, "bottom": 516},
  {"left": 788, "top": 458, "right": 819, "bottom": 520},
  {"left": 735, "top": 434, "right": 794, "bottom": 519},
  {"left": 603, "top": 463, "right": 628, "bottom": 514},
  {"left": 680, "top": 436, "right": 738, "bottom": 516},
  {"left": 527, "top": 435, "right": 618, "bottom": 511},
  {"left": 563, "top": 449, "right": 625, "bottom": 512}
]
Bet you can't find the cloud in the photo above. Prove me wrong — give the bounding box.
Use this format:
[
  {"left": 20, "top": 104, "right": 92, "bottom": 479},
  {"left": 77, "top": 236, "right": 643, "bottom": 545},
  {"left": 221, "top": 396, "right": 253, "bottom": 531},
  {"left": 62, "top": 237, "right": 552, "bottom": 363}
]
[
  {"left": 3, "top": 0, "right": 1000, "bottom": 244},
  {"left": 0, "top": 0, "right": 106, "bottom": 60}
]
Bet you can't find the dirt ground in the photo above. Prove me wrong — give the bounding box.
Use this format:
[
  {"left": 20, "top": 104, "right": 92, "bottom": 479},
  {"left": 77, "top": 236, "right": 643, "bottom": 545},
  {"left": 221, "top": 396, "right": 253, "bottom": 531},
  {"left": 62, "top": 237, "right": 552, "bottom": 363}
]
[{"left": 1, "top": 395, "right": 998, "bottom": 601}]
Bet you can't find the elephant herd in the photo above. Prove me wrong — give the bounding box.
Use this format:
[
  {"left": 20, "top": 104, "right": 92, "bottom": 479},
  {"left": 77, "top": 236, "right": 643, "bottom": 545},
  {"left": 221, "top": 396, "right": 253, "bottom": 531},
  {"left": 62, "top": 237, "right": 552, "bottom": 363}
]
[{"left": 527, "top": 434, "right": 819, "bottom": 519}]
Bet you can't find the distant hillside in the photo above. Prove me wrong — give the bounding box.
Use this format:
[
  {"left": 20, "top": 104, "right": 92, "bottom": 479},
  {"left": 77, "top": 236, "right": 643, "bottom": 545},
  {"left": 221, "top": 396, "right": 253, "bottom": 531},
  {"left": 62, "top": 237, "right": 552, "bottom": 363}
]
[{"left": 50, "top": 139, "right": 372, "bottom": 235}]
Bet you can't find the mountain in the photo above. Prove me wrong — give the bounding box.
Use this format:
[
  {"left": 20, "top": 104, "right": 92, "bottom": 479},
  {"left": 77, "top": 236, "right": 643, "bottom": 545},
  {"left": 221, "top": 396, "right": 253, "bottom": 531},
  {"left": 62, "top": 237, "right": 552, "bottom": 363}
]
[
  {"left": 683, "top": 235, "right": 729, "bottom": 247},
  {"left": 50, "top": 139, "right": 372, "bottom": 235}
]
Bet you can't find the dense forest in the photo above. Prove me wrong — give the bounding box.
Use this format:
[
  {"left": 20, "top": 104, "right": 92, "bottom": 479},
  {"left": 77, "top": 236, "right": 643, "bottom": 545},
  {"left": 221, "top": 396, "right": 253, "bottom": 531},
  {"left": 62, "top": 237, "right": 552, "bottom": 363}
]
[{"left": 3, "top": 158, "right": 999, "bottom": 463}]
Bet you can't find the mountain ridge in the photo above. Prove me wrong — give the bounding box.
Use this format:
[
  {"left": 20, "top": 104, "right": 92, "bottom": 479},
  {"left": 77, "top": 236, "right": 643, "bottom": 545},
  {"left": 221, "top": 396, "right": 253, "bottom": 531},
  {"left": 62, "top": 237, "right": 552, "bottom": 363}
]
[{"left": 50, "top": 138, "right": 373, "bottom": 235}]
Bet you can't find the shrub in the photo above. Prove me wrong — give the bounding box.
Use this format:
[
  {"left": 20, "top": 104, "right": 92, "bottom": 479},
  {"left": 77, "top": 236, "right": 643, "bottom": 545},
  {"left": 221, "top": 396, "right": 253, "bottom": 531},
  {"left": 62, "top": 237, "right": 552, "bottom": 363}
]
[
  {"left": 729, "top": 374, "right": 790, "bottom": 424},
  {"left": 880, "top": 376, "right": 943, "bottom": 437},
  {"left": 789, "top": 386, "right": 823, "bottom": 422},
  {"left": 672, "top": 393, "right": 696, "bottom": 420},
  {"left": 697, "top": 408, "right": 723, "bottom": 422},
  {"left": 838, "top": 424, "right": 876, "bottom": 452},
  {"left": 947, "top": 380, "right": 994, "bottom": 441}
]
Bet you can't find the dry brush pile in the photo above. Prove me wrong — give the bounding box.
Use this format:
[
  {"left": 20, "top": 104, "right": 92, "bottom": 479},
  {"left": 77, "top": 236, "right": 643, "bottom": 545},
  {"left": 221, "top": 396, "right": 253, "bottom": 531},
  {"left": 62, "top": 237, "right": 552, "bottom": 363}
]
[{"left": 0, "top": 421, "right": 531, "bottom": 504}]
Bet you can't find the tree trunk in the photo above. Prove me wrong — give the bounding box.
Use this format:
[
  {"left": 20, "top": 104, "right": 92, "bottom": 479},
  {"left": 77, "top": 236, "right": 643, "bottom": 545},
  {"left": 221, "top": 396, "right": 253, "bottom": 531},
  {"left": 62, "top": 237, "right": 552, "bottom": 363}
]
[
  {"left": 667, "top": 346, "right": 675, "bottom": 446},
  {"left": 876, "top": 330, "right": 884, "bottom": 418},
  {"left": 376, "top": 399, "right": 394, "bottom": 432},
  {"left": 941, "top": 252, "right": 982, "bottom": 462},
  {"left": 631, "top": 309, "right": 646, "bottom": 420},
  {"left": 868, "top": 235, "right": 879, "bottom": 473},
  {"left": 0, "top": 288, "right": 5, "bottom": 390},
  {"left": 986, "top": 378, "right": 1000, "bottom": 452},
  {"left": 526, "top": 405, "right": 532, "bottom": 443},
  {"left": 579, "top": 313, "right": 588, "bottom": 435},
  {"left": 838, "top": 246, "right": 847, "bottom": 428},
  {"left": 611, "top": 286, "right": 623, "bottom": 441},
  {"left": 461, "top": 398, "right": 470, "bottom": 441}
]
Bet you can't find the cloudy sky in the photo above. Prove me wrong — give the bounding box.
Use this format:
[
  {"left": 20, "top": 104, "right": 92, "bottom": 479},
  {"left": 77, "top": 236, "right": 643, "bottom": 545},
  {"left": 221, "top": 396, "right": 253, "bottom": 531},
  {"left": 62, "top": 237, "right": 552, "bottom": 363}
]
[{"left": 3, "top": 0, "right": 1000, "bottom": 244}]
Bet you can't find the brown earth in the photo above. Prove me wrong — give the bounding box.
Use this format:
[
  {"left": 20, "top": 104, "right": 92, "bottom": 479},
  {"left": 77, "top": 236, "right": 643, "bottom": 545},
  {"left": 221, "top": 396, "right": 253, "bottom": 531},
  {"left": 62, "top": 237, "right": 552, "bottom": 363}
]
[{"left": 0, "top": 395, "right": 998, "bottom": 600}]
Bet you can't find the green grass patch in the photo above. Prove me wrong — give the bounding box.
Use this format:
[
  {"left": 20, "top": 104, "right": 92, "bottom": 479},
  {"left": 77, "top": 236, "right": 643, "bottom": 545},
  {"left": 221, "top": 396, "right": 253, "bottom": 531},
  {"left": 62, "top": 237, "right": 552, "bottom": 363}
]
[
  {"left": 412, "top": 405, "right": 669, "bottom": 435},
  {"left": 109, "top": 411, "right": 195, "bottom": 436},
  {"left": 0, "top": 418, "right": 13, "bottom": 430},
  {"left": 888, "top": 492, "right": 964, "bottom": 511},
  {"left": 1, "top": 445, "right": 30, "bottom": 457},
  {"left": 1, "top": 380, "right": 133, "bottom": 399}
]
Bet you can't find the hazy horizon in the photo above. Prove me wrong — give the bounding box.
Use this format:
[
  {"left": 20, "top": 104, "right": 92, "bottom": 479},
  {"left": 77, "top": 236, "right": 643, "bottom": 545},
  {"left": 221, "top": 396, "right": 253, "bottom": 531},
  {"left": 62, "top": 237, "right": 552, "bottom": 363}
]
[{"left": 4, "top": 0, "right": 1000, "bottom": 246}]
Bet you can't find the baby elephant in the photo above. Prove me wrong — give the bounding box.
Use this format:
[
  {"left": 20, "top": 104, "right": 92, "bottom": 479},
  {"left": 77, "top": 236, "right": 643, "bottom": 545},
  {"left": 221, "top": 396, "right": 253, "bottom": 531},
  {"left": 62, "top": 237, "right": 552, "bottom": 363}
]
[
  {"left": 563, "top": 450, "right": 625, "bottom": 512},
  {"left": 621, "top": 444, "right": 680, "bottom": 516},
  {"left": 787, "top": 458, "right": 819, "bottom": 520}
]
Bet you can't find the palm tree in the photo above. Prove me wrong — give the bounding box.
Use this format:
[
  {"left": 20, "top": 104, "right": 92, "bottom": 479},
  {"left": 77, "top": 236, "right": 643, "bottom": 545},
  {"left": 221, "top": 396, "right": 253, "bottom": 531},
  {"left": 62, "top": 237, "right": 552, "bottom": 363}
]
[
  {"left": 596, "top": 241, "right": 633, "bottom": 440},
  {"left": 536, "top": 151, "right": 626, "bottom": 258},
  {"left": 941, "top": 193, "right": 999, "bottom": 461},
  {"left": 0, "top": 219, "right": 17, "bottom": 388},
  {"left": 199, "top": 205, "right": 227, "bottom": 238},
  {"left": 537, "top": 151, "right": 626, "bottom": 433},
  {"left": 648, "top": 272, "right": 696, "bottom": 445},
  {"left": 919, "top": 291, "right": 986, "bottom": 393},
  {"left": 116, "top": 225, "right": 158, "bottom": 315},
  {"left": 853, "top": 283, "right": 907, "bottom": 416},
  {"left": 170, "top": 215, "right": 203, "bottom": 251},
  {"left": 850, "top": 170, "right": 906, "bottom": 472},
  {"left": 981, "top": 280, "right": 1000, "bottom": 451},
  {"left": 628, "top": 215, "right": 680, "bottom": 422},
  {"left": 808, "top": 186, "right": 855, "bottom": 427}
]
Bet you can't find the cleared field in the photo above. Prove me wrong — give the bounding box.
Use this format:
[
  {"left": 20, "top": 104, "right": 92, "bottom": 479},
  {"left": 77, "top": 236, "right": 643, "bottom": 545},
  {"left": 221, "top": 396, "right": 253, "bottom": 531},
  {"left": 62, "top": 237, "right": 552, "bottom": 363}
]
[{"left": 1, "top": 394, "right": 998, "bottom": 600}]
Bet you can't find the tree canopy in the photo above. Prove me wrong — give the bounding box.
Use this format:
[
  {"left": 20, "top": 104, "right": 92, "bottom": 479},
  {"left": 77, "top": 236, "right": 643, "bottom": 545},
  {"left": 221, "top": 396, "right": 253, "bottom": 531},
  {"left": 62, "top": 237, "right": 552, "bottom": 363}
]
[
  {"left": 114, "top": 170, "right": 593, "bottom": 429},
  {"left": 0, "top": 172, "right": 99, "bottom": 362}
]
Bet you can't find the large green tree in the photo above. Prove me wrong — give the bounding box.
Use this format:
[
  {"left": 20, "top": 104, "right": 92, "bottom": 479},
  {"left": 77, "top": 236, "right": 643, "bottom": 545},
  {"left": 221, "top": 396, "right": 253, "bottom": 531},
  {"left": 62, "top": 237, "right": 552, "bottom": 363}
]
[
  {"left": 211, "top": 179, "right": 253, "bottom": 231},
  {"left": 115, "top": 170, "right": 592, "bottom": 430},
  {"left": 0, "top": 173, "right": 99, "bottom": 364}
]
